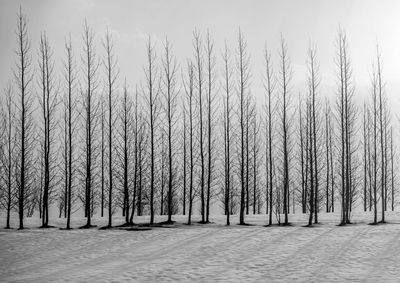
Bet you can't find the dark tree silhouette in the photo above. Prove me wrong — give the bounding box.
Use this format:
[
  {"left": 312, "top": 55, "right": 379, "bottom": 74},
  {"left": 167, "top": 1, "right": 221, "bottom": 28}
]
[
  {"left": 390, "top": 127, "right": 395, "bottom": 211},
  {"left": 278, "top": 35, "right": 293, "bottom": 226},
  {"left": 335, "top": 29, "right": 356, "bottom": 225},
  {"left": 161, "top": 38, "right": 178, "bottom": 223},
  {"left": 100, "top": 98, "right": 105, "bottom": 217},
  {"left": 182, "top": 102, "right": 187, "bottom": 216},
  {"left": 263, "top": 44, "right": 275, "bottom": 225},
  {"left": 14, "top": 7, "right": 35, "bottom": 230},
  {"left": 237, "top": 30, "right": 250, "bottom": 225},
  {"left": 363, "top": 102, "right": 368, "bottom": 212},
  {"left": 184, "top": 61, "right": 195, "bottom": 225},
  {"left": 205, "top": 31, "right": 217, "bottom": 223},
  {"left": 119, "top": 81, "right": 134, "bottom": 225},
  {"left": 63, "top": 36, "right": 77, "bottom": 229},
  {"left": 371, "top": 60, "right": 379, "bottom": 224},
  {"left": 376, "top": 45, "right": 386, "bottom": 223},
  {"left": 143, "top": 36, "right": 159, "bottom": 225},
  {"left": 306, "top": 98, "right": 314, "bottom": 226},
  {"left": 307, "top": 44, "right": 321, "bottom": 224},
  {"left": 38, "top": 32, "right": 58, "bottom": 228},
  {"left": 1, "top": 83, "right": 16, "bottom": 229},
  {"left": 222, "top": 42, "right": 233, "bottom": 225},
  {"left": 81, "top": 21, "right": 99, "bottom": 228},
  {"left": 103, "top": 28, "right": 119, "bottom": 228},
  {"left": 192, "top": 30, "right": 206, "bottom": 223},
  {"left": 298, "top": 96, "right": 307, "bottom": 214}
]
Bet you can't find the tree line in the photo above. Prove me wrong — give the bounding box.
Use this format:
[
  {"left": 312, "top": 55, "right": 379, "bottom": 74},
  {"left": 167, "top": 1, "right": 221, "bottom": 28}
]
[{"left": 0, "top": 8, "right": 397, "bottom": 229}]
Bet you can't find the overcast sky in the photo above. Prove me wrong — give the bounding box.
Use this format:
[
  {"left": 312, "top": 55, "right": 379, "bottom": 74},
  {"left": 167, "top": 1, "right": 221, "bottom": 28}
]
[{"left": 1, "top": 0, "right": 400, "bottom": 109}]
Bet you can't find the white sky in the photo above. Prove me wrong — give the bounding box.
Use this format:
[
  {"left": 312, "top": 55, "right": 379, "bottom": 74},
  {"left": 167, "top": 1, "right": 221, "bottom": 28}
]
[{"left": 1, "top": 0, "right": 400, "bottom": 111}]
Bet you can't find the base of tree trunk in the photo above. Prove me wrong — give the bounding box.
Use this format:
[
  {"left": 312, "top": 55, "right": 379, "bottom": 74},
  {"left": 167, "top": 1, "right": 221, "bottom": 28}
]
[{"left": 60, "top": 227, "right": 74, "bottom": 230}]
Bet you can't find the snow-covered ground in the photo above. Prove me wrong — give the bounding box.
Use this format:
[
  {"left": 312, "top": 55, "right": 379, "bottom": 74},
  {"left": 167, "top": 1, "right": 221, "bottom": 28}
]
[{"left": 1, "top": 212, "right": 400, "bottom": 282}]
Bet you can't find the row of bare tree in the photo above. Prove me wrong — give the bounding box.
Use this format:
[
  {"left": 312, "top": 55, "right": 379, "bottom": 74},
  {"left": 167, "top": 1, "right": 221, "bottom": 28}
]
[{"left": 0, "top": 9, "right": 397, "bottom": 229}]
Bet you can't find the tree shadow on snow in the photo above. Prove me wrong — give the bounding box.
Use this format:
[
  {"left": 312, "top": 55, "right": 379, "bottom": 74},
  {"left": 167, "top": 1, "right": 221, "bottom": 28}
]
[
  {"left": 39, "top": 225, "right": 57, "bottom": 229},
  {"left": 79, "top": 224, "right": 97, "bottom": 229}
]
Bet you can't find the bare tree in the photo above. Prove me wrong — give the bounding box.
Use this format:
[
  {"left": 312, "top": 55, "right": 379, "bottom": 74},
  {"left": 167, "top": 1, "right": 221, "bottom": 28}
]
[
  {"left": 14, "top": 7, "right": 35, "bottom": 229},
  {"left": 143, "top": 36, "right": 159, "bottom": 225},
  {"left": 278, "top": 35, "right": 293, "bottom": 225},
  {"left": 306, "top": 98, "right": 314, "bottom": 226},
  {"left": 237, "top": 30, "right": 250, "bottom": 225},
  {"left": 129, "top": 87, "right": 140, "bottom": 223},
  {"left": 205, "top": 31, "right": 217, "bottom": 223},
  {"left": 38, "top": 32, "right": 58, "bottom": 228},
  {"left": 222, "top": 42, "right": 233, "bottom": 225},
  {"left": 1, "top": 83, "right": 16, "bottom": 229},
  {"left": 81, "top": 21, "right": 99, "bottom": 228},
  {"left": 263, "top": 44, "right": 275, "bottom": 226},
  {"left": 383, "top": 104, "right": 389, "bottom": 212},
  {"left": 103, "top": 28, "right": 119, "bottom": 228},
  {"left": 119, "top": 81, "right": 134, "bottom": 225},
  {"left": 324, "top": 99, "right": 335, "bottom": 212},
  {"left": 328, "top": 102, "right": 335, "bottom": 213},
  {"left": 161, "top": 38, "right": 178, "bottom": 223},
  {"left": 100, "top": 98, "right": 105, "bottom": 217},
  {"left": 367, "top": 108, "right": 373, "bottom": 212},
  {"left": 61, "top": 94, "right": 68, "bottom": 219},
  {"left": 370, "top": 60, "right": 379, "bottom": 224},
  {"left": 376, "top": 45, "right": 386, "bottom": 223},
  {"left": 307, "top": 44, "right": 321, "bottom": 224},
  {"left": 245, "top": 89, "right": 253, "bottom": 215},
  {"left": 63, "top": 36, "right": 77, "bottom": 229},
  {"left": 182, "top": 102, "right": 187, "bottom": 216},
  {"left": 335, "top": 29, "right": 356, "bottom": 225},
  {"left": 133, "top": 95, "right": 147, "bottom": 218},
  {"left": 252, "top": 112, "right": 261, "bottom": 214},
  {"left": 299, "top": 96, "right": 307, "bottom": 214},
  {"left": 184, "top": 61, "right": 195, "bottom": 225},
  {"left": 362, "top": 102, "right": 368, "bottom": 211},
  {"left": 159, "top": 131, "right": 166, "bottom": 215},
  {"left": 192, "top": 30, "right": 206, "bottom": 223},
  {"left": 390, "top": 127, "right": 396, "bottom": 211}
]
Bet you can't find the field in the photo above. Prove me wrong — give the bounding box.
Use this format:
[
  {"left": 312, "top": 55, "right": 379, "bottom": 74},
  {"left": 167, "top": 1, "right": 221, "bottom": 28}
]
[{"left": 1, "top": 212, "right": 400, "bottom": 282}]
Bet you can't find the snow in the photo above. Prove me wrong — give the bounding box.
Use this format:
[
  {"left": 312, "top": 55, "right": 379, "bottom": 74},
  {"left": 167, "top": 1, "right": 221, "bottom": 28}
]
[{"left": 1, "top": 212, "right": 400, "bottom": 282}]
